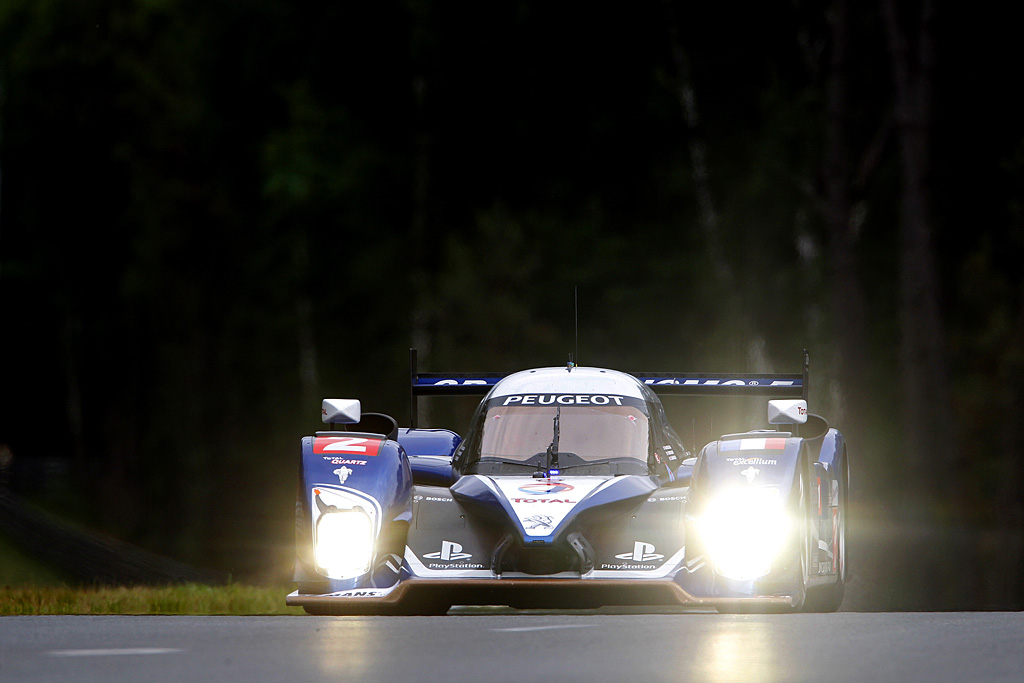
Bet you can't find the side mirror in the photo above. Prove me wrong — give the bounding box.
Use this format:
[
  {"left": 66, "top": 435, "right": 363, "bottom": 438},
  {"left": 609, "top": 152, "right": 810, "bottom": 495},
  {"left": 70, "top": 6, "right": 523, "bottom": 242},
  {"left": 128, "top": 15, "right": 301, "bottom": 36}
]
[
  {"left": 322, "top": 399, "right": 361, "bottom": 424},
  {"left": 768, "top": 399, "right": 807, "bottom": 425}
]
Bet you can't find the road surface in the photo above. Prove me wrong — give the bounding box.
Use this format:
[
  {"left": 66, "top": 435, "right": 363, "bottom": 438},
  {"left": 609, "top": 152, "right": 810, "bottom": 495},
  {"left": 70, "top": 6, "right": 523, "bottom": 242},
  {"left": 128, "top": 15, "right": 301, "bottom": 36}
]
[{"left": 2, "top": 611, "right": 1022, "bottom": 682}]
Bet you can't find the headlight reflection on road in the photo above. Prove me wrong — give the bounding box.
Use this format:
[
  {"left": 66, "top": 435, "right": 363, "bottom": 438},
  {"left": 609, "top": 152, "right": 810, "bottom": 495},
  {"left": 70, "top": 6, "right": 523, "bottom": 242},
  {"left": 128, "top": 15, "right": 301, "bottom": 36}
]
[
  {"left": 698, "top": 618, "right": 780, "bottom": 682},
  {"left": 316, "top": 620, "right": 372, "bottom": 678}
]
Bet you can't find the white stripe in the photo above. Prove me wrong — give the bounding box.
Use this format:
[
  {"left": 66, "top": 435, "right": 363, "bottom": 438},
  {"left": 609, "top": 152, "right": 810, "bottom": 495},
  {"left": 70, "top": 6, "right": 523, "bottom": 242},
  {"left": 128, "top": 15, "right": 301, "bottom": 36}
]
[
  {"left": 48, "top": 648, "right": 182, "bottom": 657},
  {"left": 491, "top": 625, "right": 594, "bottom": 633}
]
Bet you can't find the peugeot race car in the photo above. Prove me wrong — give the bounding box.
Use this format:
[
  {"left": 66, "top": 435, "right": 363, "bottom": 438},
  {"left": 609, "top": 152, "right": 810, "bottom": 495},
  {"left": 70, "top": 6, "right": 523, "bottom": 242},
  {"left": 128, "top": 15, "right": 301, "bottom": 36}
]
[{"left": 287, "top": 351, "right": 849, "bottom": 614}]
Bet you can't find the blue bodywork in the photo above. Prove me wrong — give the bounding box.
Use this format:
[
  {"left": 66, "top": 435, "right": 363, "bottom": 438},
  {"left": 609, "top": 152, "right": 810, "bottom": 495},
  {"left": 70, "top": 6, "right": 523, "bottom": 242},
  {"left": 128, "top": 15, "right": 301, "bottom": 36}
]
[{"left": 288, "top": 357, "right": 848, "bottom": 614}]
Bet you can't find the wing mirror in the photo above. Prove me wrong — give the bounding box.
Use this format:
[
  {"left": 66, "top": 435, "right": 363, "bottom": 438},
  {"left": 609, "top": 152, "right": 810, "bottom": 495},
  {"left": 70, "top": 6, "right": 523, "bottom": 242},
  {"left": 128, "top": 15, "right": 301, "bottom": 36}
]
[
  {"left": 322, "top": 399, "right": 361, "bottom": 424},
  {"left": 768, "top": 399, "right": 807, "bottom": 425}
]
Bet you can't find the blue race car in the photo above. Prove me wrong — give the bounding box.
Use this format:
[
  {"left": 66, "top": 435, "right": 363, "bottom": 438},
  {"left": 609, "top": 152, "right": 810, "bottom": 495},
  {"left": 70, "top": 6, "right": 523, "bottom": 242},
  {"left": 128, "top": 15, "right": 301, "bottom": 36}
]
[{"left": 287, "top": 351, "right": 849, "bottom": 614}]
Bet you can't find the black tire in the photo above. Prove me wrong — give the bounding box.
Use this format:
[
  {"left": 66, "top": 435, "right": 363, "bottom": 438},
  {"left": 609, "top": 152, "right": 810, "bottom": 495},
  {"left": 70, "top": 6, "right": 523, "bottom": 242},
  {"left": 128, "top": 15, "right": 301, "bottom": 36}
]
[{"left": 790, "top": 461, "right": 811, "bottom": 612}]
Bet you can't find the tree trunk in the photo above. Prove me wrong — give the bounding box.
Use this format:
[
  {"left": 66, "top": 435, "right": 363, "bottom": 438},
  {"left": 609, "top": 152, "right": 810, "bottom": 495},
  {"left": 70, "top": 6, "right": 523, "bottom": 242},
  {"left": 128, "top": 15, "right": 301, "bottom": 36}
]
[
  {"left": 882, "top": 0, "right": 953, "bottom": 502},
  {"left": 825, "top": 0, "right": 872, "bottom": 447},
  {"left": 883, "top": 0, "right": 960, "bottom": 608},
  {"left": 667, "top": 20, "right": 731, "bottom": 288}
]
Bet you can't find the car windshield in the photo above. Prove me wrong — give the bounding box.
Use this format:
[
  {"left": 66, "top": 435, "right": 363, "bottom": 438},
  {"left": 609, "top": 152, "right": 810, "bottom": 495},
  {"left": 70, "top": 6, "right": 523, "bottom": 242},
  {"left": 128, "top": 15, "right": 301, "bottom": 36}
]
[{"left": 478, "top": 399, "right": 650, "bottom": 471}]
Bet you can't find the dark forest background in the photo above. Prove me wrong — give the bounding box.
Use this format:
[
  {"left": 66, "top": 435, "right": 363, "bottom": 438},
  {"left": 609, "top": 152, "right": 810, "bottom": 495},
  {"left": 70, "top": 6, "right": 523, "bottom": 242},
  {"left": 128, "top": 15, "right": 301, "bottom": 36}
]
[{"left": 1, "top": 0, "right": 1022, "bottom": 609}]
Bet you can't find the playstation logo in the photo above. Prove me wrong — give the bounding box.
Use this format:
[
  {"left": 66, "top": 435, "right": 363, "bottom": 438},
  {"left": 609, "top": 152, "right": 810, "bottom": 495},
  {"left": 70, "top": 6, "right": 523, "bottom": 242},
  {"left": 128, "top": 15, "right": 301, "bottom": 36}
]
[
  {"left": 423, "top": 540, "right": 472, "bottom": 562},
  {"left": 614, "top": 541, "right": 664, "bottom": 562}
]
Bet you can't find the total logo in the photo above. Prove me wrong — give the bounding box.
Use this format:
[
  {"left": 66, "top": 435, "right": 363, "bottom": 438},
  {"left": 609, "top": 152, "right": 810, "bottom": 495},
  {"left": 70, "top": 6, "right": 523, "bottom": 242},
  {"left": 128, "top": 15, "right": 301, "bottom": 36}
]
[
  {"left": 512, "top": 498, "right": 576, "bottom": 504},
  {"left": 423, "top": 540, "right": 472, "bottom": 562},
  {"left": 615, "top": 541, "right": 665, "bottom": 562},
  {"left": 518, "top": 481, "right": 574, "bottom": 495}
]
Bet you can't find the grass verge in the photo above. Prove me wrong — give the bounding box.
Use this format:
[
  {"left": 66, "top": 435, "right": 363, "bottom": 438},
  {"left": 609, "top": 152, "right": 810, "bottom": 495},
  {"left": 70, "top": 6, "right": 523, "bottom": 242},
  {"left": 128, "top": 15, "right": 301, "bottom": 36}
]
[{"left": 0, "top": 584, "right": 305, "bottom": 616}]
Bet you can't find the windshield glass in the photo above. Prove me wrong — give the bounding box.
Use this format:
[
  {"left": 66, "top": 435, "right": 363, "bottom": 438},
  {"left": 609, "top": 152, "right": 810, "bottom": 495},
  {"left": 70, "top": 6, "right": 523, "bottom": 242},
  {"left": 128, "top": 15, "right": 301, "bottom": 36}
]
[{"left": 475, "top": 394, "right": 650, "bottom": 473}]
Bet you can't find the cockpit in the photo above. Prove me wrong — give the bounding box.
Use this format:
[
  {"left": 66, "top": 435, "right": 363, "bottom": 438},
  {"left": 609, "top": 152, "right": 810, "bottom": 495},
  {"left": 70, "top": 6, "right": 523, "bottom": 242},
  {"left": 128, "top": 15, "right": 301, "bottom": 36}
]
[{"left": 462, "top": 393, "right": 653, "bottom": 476}]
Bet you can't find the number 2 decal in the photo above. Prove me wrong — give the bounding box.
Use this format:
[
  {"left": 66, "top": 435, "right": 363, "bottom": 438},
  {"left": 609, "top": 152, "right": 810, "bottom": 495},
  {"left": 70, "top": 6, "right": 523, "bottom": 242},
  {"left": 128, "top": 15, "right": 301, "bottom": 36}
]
[
  {"left": 324, "top": 437, "right": 371, "bottom": 453},
  {"left": 313, "top": 436, "right": 382, "bottom": 456}
]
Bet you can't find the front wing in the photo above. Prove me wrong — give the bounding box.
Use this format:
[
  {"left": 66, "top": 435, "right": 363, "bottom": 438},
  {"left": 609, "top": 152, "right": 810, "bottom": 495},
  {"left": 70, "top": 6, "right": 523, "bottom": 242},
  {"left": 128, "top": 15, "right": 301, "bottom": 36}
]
[{"left": 285, "top": 576, "right": 801, "bottom": 614}]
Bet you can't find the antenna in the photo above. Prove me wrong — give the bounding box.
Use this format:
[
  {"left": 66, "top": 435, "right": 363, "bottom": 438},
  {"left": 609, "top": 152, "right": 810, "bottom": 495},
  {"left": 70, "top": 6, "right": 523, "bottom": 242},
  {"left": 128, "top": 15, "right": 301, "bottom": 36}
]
[{"left": 566, "top": 287, "right": 579, "bottom": 371}]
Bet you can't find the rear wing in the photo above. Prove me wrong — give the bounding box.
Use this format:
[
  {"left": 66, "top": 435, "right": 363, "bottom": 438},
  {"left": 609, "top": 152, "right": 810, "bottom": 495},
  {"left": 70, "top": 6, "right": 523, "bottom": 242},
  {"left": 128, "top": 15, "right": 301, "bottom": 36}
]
[{"left": 409, "top": 349, "right": 808, "bottom": 428}]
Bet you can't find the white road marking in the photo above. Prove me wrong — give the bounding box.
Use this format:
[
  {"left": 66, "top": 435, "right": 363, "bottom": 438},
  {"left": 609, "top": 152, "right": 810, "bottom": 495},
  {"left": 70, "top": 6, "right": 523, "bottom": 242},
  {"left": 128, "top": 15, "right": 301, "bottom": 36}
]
[
  {"left": 491, "top": 625, "right": 594, "bottom": 633},
  {"left": 48, "top": 648, "right": 183, "bottom": 657}
]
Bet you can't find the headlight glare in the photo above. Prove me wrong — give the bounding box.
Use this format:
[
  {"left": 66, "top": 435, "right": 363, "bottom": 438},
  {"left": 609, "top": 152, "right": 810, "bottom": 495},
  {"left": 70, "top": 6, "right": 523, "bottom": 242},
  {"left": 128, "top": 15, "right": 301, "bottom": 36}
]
[
  {"left": 315, "top": 508, "right": 374, "bottom": 579},
  {"left": 697, "top": 487, "right": 791, "bottom": 581}
]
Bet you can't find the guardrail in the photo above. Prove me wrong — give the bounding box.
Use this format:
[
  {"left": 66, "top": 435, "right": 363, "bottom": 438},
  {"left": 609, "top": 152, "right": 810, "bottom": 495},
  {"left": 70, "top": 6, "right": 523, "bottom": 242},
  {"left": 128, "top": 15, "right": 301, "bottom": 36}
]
[{"left": 0, "top": 486, "right": 226, "bottom": 585}]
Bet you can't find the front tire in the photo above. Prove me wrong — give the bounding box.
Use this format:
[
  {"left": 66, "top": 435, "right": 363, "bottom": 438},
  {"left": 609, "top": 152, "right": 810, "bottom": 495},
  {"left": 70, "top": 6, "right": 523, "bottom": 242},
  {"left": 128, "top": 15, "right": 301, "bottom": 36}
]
[{"left": 803, "top": 461, "right": 847, "bottom": 612}]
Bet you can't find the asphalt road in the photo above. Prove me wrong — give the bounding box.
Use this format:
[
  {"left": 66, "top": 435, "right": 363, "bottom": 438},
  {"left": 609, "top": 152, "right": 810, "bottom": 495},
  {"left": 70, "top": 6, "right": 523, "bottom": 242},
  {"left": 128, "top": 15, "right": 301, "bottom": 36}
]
[{"left": 2, "top": 611, "right": 1022, "bottom": 683}]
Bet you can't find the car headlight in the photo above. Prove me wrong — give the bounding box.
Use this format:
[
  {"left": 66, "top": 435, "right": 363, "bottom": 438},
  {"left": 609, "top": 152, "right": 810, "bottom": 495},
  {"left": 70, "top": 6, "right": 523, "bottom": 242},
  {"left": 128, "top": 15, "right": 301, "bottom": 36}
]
[
  {"left": 315, "top": 508, "right": 375, "bottom": 579},
  {"left": 696, "top": 487, "right": 791, "bottom": 581}
]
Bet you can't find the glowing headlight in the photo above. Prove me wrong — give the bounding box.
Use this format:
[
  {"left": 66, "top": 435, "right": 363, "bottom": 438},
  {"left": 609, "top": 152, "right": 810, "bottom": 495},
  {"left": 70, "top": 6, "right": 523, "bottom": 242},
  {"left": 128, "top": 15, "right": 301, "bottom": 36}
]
[
  {"left": 315, "top": 508, "right": 374, "bottom": 579},
  {"left": 697, "top": 487, "right": 791, "bottom": 581}
]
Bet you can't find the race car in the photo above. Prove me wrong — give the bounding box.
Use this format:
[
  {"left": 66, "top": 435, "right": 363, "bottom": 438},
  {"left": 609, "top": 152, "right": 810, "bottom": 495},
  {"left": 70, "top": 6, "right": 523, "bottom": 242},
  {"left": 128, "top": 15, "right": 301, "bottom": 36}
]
[{"left": 286, "top": 350, "right": 849, "bottom": 614}]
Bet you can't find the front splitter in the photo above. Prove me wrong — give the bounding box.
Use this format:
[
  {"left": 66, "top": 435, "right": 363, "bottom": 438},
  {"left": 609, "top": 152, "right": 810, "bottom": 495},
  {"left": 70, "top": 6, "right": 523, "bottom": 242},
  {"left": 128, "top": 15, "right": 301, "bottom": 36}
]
[{"left": 286, "top": 577, "right": 798, "bottom": 614}]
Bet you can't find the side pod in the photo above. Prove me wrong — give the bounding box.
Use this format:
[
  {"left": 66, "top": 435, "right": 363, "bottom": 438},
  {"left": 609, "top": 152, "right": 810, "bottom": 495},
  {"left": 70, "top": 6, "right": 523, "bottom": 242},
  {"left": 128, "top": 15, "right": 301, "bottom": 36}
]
[{"left": 294, "top": 431, "right": 413, "bottom": 595}]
